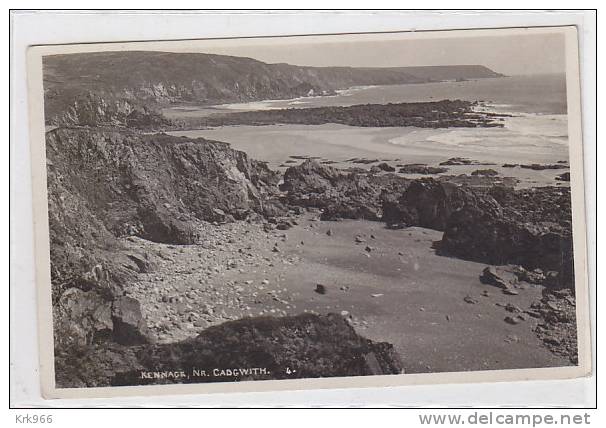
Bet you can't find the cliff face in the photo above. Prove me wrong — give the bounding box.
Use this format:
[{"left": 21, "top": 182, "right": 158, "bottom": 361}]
[
  {"left": 47, "top": 128, "right": 285, "bottom": 349},
  {"left": 48, "top": 92, "right": 171, "bottom": 129},
  {"left": 43, "top": 51, "right": 502, "bottom": 125}
]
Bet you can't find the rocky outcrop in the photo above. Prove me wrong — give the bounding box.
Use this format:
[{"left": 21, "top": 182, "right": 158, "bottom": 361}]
[
  {"left": 381, "top": 178, "right": 501, "bottom": 231},
  {"left": 47, "top": 128, "right": 284, "bottom": 245},
  {"left": 378, "top": 178, "right": 574, "bottom": 290},
  {"left": 439, "top": 157, "right": 495, "bottom": 166},
  {"left": 471, "top": 168, "right": 499, "bottom": 176},
  {"left": 195, "top": 100, "right": 506, "bottom": 129},
  {"left": 281, "top": 160, "right": 408, "bottom": 221},
  {"left": 520, "top": 163, "right": 569, "bottom": 170},
  {"left": 55, "top": 313, "right": 403, "bottom": 388},
  {"left": 438, "top": 187, "right": 574, "bottom": 290},
  {"left": 280, "top": 164, "right": 573, "bottom": 291},
  {"left": 398, "top": 164, "right": 448, "bottom": 174},
  {"left": 371, "top": 162, "right": 396, "bottom": 173},
  {"left": 47, "top": 127, "right": 286, "bottom": 355}
]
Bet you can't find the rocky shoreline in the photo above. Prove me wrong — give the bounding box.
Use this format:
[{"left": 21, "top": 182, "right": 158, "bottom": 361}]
[
  {"left": 175, "top": 100, "right": 509, "bottom": 129},
  {"left": 47, "top": 126, "right": 577, "bottom": 387}
]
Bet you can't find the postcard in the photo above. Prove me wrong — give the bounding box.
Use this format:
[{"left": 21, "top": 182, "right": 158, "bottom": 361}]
[{"left": 26, "top": 25, "right": 590, "bottom": 398}]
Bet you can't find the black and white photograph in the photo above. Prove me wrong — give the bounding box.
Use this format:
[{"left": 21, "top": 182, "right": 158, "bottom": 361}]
[{"left": 26, "top": 26, "right": 590, "bottom": 396}]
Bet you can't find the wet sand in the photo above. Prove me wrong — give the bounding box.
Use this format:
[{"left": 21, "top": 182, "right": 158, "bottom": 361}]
[{"left": 168, "top": 120, "right": 570, "bottom": 189}]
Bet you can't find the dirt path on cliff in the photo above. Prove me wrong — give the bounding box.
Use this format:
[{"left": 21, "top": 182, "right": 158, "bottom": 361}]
[{"left": 122, "top": 214, "right": 570, "bottom": 374}]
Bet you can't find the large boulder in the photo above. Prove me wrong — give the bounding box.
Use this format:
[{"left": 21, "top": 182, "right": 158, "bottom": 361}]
[
  {"left": 381, "top": 178, "right": 501, "bottom": 230},
  {"left": 111, "top": 296, "right": 151, "bottom": 345}
]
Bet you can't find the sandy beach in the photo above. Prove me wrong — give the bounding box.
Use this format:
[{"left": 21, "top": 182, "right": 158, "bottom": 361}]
[
  {"left": 169, "top": 118, "right": 570, "bottom": 188},
  {"left": 123, "top": 213, "right": 569, "bottom": 375}
]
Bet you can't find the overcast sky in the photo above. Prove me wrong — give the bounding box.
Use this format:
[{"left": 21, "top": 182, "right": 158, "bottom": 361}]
[{"left": 183, "top": 32, "right": 565, "bottom": 76}]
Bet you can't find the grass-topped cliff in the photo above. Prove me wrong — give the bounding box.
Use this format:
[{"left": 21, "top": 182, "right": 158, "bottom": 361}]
[{"left": 43, "top": 51, "right": 502, "bottom": 126}]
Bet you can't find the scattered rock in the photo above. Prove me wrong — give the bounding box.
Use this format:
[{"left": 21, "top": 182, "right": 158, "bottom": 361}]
[
  {"left": 504, "top": 316, "right": 520, "bottom": 325},
  {"left": 276, "top": 220, "right": 293, "bottom": 230},
  {"left": 525, "top": 309, "right": 542, "bottom": 318},
  {"left": 504, "top": 334, "right": 520, "bottom": 343},
  {"left": 504, "top": 303, "right": 522, "bottom": 313},
  {"left": 513, "top": 266, "right": 546, "bottom": 284},
  {"left": 543, "top": 337, "right": 561, "bottom": 346},
  {"left": 440, "top": 157, "right": 494, "bottom": 166},
  {"left": 126, "top": 254, "right": 152, "bottom": 273},
  {"left": 315, "top": 284, "right": 327, "bottom": 295},
  {"left": 398, "top": 164, "right": 448, "bottom": 174},
  {"left": 471, "top": 169, "right": 499, "bottom": 177},
  {"left": 479, "top": 267, "right": 513, "bottom": 289},
  {"left": 464, "top": 296, "right": 479, "bottom": 304},
  {"left": 375, "top": 162, "right": 395, "bottom": 172},
  {"left": 520, "top": 163, "right": 568, "bottom": 171}
]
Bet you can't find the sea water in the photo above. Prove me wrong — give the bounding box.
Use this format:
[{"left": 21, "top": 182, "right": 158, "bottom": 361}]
[{"left": 167, "top": 74, "right": 569, "bottom": 187}]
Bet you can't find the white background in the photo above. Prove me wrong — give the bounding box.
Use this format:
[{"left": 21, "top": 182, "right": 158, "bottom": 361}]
[{"left": 6, "top": 4, "right": 599, "bottom": 422}]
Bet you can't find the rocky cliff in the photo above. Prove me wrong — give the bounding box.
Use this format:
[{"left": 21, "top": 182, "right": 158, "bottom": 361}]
[
  {"left": 43, "top": 51, "right": 502, "bottom": 126},
  {"left": 47, "top": 127, "right": 286, "bottom": 350}
]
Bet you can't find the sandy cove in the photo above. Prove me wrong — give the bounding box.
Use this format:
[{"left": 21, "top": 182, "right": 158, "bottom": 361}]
[{"left": 123, "top": 212, "right": 568, "bottom": 374}]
